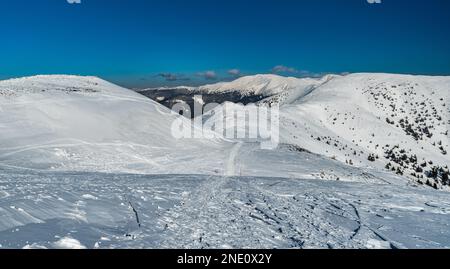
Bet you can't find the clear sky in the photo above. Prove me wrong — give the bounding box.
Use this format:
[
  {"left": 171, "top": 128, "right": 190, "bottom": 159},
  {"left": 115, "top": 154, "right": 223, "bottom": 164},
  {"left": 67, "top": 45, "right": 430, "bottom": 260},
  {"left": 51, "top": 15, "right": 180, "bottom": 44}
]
[{"left": 1, "top": 0, "right": 450, "bottom": 88}]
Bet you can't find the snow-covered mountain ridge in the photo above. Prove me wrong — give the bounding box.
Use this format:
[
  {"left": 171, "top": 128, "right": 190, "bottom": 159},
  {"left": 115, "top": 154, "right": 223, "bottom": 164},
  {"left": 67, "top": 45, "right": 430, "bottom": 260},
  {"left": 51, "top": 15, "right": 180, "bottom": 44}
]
[
  {"left": 197, "top": 73, "right": 449, "bottom": 188},
  {"left": 0, "top": 75, "right": 230, "bottom": 174},
  {"left": 2, "top": 74, "right": 448, "bottom": 188},
  {"left": 1, "top": 74, "right": 450, "bottom": 249},
  {"left": 277, "top": 73, "right": 449, "bottom": 188},
  {"left": 197, "top": 74, "right": 333, "bottom": 97},
  {"left": 1, "top": 75, "right": 392, "bottom": 183}
]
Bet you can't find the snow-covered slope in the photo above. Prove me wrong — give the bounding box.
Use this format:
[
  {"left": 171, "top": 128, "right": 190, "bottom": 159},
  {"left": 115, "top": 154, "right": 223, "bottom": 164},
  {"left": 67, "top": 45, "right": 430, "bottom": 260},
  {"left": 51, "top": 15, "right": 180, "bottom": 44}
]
[
  {"left": 0, "top": 75, "right": 392, "bottom": 183},
  {"left": 2, "top": 74, "right": 447, "bottom": 186},
  {"left": 1, "top": 170, "right": 450, "bottom": 249},
  {"left": 204, "top": 73, "right": 449, "bottom": 188},
  {"left": 137, "top": 85, "right": 196, "bottom": 92},
  {"left": 0, "top": 75, "right": 229, "bottom": 174},
  {"left": 196, "top": 74, "right": 329, "bottom": 98},
  {"left": 1, "top": 74, "right": 450, "bottom": 249},
  {"left": 278, "top": 73, "right": 449, "bottom": 188}
]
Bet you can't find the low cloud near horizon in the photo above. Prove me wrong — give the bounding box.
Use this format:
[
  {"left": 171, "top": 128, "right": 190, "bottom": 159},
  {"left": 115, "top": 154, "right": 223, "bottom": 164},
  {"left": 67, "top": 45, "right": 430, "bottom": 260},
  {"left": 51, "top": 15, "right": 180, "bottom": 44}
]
[
  {"left": 157, "top": 73, "right": 190, "bottom": 82},
  {"left": 271, "top": 65, "right": 300, "bottom": 74},
  {"left": 270, "top": 65, "right": 327, "bottom": 78},
  {"left": 197, "top": 71, "right": 218, "bottom": 80},
  {"left": 227, "top": 69, "right": 241, "bottom": 77}
]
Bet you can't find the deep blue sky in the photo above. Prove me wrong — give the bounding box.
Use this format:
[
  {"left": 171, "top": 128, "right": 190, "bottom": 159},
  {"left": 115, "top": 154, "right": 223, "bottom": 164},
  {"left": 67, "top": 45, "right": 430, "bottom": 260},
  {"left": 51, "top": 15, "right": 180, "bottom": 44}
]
[{"left": 1, "top": 0, "right": 450, "bottom": 87}]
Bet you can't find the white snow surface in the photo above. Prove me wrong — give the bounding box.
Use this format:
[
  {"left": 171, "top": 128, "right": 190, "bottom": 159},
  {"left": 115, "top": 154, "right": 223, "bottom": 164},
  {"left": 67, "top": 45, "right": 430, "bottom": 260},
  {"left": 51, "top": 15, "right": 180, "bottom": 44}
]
[
  {"left": 207, "top": 73, "right": 450, "bottom": 186},
  {"left": 0, "top": 75, "right": 227, "bottom": 175},
  {"left": 0, "top": 74, "right": 450, "bottom": 249},
  {"left": 279, "top": 73, "right": 450, "bottom": 175},
  {"left": 1, "top": 170, "right": 450, "bottom": 249},
  {"left": 196, "top": 74, "right": 332, "bottom": 98},
  {"left": 0, "top": 74, "right": 411, "bottom": 182}
]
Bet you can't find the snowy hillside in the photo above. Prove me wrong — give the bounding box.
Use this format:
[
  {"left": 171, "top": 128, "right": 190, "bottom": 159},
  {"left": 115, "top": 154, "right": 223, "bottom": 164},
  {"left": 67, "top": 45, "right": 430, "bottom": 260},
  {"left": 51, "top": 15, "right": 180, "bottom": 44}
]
[
  {"left": 0, "top": 75, "right": 229, "bottom": 175},
  {"left": 1, "top": 170, "right": 450, "bottom": 249},
  {"left": 2, "top": 74, "right": 445, "bottom": 184},
  {"left": 137, "top": 74, "right": 331, "bottom": 117},
  {"left": 0, "top": 75, "right": 393, "bottom": 182},
  {"left": 203, "top": 73, "right": 449, "bottom": 189},
  {"left": 278, "top": 73, "right": 449, "bottom": 188},
  {"left": 197, "top": 74, "right": 328, "bottom": 98},
  {"left": 1, "top": 74, "right": 450, "bottom": 249}
]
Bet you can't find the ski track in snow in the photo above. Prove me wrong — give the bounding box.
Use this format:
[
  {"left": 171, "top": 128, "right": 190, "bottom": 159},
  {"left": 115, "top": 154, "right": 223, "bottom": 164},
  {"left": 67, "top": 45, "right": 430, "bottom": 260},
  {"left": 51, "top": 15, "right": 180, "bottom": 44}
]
[
  {"left": 158, "top": 175, "right": 388, "bottom": 249},
  {"left": 1, "top": 171, "right": 450, "bottom": 249},
  {"left": 225, "top": 142, "right": 243, "bottom": 177}
]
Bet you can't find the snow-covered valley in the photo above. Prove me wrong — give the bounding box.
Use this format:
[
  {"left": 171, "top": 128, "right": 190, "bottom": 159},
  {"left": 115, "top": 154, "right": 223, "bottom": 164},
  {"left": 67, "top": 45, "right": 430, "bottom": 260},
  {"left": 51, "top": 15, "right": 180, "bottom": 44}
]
[{"left": 0, "top": 74, "right": 449, "bottom": 249}]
